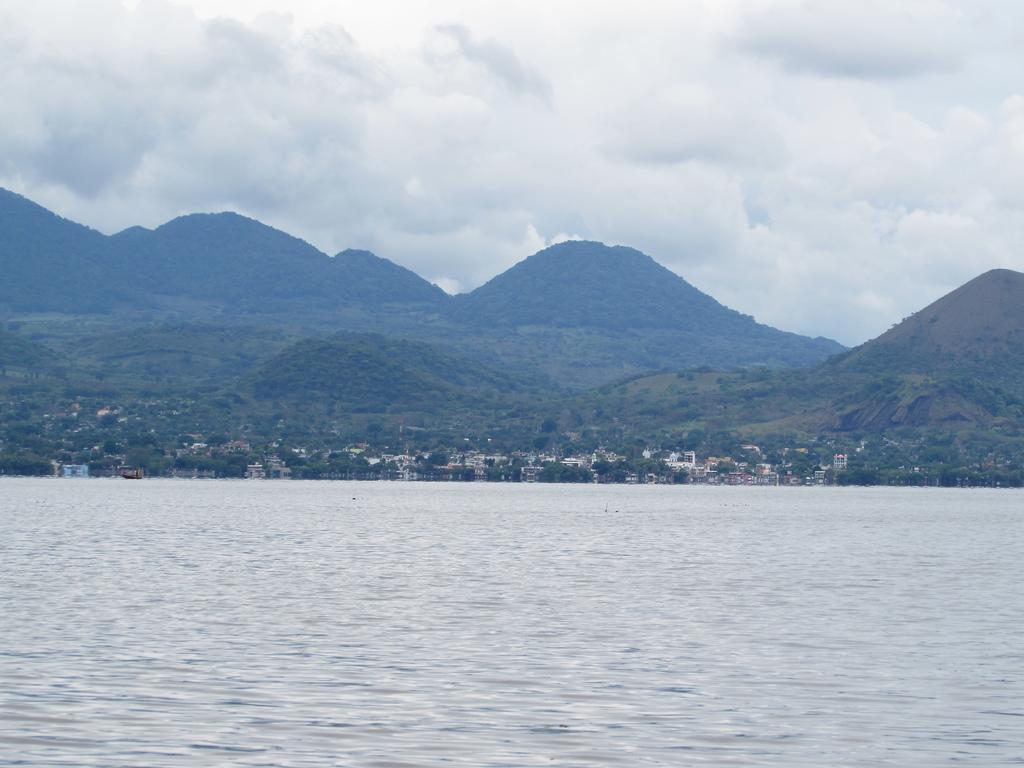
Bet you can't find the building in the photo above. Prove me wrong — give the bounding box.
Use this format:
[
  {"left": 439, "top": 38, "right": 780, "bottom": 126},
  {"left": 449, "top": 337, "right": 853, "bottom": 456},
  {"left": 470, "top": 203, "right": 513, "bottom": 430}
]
[
  {"left": 724, "top": 471, "right": 750, "bottom": 485},
  {"left": 833, "top": 454, "right": 848, "bottom": 470},
  {"left": 265, "top": 457, "right": 292, "bottom": 479},
  {"left": 61, "top": 464, "right": 89, "bottom": 478},
  {"left": 667, "top": 451, "right": 697, "bottom": 470},
  {"left": 245, "top": 463, "right": 265, "bottom": 479},
  {"left": 171, "top": 468, "right": 216, "bottom": 479},
  {"left": 521, "top": 465, "right": 542, "bottom": 483}
]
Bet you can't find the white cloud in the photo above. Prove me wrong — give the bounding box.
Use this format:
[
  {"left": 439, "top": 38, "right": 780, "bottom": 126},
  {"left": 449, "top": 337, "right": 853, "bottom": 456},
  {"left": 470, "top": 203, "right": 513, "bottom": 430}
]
[
  {"left": 604, "top": 85, "right": 787, "bottom": 168},
  {"left": 736, "top": 0, "right": 964, "bottom": 79},
  {"left": 431, "top": 24, "right": 551, "bottom": 102},
  {"left": 1, "top": 0, "right": 1024, "bottom": 347}
]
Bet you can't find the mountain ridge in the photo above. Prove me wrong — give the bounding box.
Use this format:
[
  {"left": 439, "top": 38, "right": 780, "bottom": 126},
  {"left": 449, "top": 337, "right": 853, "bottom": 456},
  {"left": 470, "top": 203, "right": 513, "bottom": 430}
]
[{"left": 0, "top": 187, "right": 844, "bottom": 388}]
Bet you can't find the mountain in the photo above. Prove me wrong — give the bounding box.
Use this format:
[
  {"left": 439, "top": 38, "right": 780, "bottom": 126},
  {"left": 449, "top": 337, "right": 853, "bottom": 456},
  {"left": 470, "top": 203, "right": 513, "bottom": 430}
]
[
  {"left": 447, "top": 241, "right": 844, "bottom": 386},
  {"left": 0, "top": 189, "right": 844, "bottom": 391},
  {"left": 0, "top": 189, "right": 446, "bottom": 322},
  {"left": 818, "top": 268, "right": 1024, "bottom": 431},
  {"left": 451, "top": 241, "right": 732, "bottom": 329},
  {"left": 108, "top": 214, "right": 448, "bottom": 317},
  {"left": 108, "top": 212, "right": 329, "bottom": 310},
  {"left": 563, "top": 269, "right": 1024, "bottom": 442},
  {"left": 832, "top": 268, "right": 1024, "bottom": 377},
  {"left": 108, "top": 217, "right": 447, "bottom": 315},
  {"left": 0, "top": 189, "right": 130, "bottom": 313}
]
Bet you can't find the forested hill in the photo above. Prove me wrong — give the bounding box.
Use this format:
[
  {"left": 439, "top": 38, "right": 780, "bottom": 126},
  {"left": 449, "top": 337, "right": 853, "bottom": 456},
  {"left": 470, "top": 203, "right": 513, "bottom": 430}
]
[
  {"left": 108, "top": 217, "right": 448, "bottom": 312},
  {"left": 0, "top": 189, "right": 446, "bottom": 319},
  {"left": 0, "top": 327, "right": 57, "bottom": 371},
  {"left": 1, "top": 188, "right": 844, "bottom": 389},
  {"left": 451, "top": 241, "right": 726, "bottom": 329},
  {"left": 250, "top": 332, "right": 539, "bottom": 411},
  {"left": 0, "top": 188, "right": 129, "bottom": 313},
  {"left": 448, "top": 241, "right": 844, "bottom": 378}
]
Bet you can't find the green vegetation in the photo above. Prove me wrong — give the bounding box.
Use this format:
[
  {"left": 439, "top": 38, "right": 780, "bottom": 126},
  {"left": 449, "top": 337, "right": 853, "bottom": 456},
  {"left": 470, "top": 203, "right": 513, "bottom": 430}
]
[
  {"left": 0, "top": 327, "right": 59, "bottom": 372},
  {"left": 0, "top": 190, "right": 843, "bottom": 391},
  {"left": 446, "top": 241, "right": 842, "bottom": 386},
  {"left": 3, "top": 189, "right": 1024, "bottom": 486},
  {"left": 250, "top": 332, "right": 538, "bottom": 412}
]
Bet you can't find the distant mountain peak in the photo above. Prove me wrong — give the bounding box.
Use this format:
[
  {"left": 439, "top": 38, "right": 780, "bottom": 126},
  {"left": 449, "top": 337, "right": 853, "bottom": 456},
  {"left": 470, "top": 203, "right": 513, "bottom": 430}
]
[
  {"left": 454, "top": 240, "right": 729, "bottom": 329},
  {"left": 335, "top": 247, "right": 377, "bottom": 260},
  {"left": 112, "top": 224, "right": 152, "bottom": 238},
  {"left": 447, "top": 239, "right": 844, "bottom": 374},
  {"left": 837, "top": 267, "right": 1024, "bottom": 374},
  {"left": 158, "top": 210, "right": 264, "bottom": 229},
  {"left": 152, "top": 211, "right": 324, "bottom": 252},
  {"left": 523, "top": 239, "right": 657, "bottom": 267},
  {"left": 935, "top": 267, "right": 1024, "bottom": 303}
]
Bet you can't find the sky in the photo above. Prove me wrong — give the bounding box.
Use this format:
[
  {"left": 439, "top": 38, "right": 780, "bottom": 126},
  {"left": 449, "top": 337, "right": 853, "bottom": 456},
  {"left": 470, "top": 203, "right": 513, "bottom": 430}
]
[{"left": 2, "top": 0, "right": 1024, "bottom": 345}]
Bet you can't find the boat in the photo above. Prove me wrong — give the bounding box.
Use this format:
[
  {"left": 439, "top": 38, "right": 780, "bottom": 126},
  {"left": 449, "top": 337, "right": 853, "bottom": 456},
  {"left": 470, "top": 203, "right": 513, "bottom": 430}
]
[{"left": 120, "top": 467, "right": 144, "bottom": 480}]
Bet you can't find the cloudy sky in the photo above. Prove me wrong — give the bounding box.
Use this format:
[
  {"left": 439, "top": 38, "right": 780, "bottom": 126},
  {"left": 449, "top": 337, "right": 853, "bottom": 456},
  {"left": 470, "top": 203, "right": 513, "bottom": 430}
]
[{"left": 2, "top": 0, "right": 1023, "bottom": 345}]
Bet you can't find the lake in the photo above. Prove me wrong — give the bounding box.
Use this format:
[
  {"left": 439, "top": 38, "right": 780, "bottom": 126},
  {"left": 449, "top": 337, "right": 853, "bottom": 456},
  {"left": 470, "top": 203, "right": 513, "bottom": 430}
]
[{"left": 1, "top": 479, "right": 1022, "bottom": 766}]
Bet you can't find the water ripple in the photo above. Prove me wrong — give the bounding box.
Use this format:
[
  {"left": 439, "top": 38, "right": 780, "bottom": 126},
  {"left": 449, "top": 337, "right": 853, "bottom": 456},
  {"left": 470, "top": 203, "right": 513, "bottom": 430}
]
[{"left": 1, "top": 480, "right": 1022, "bottom": 766}]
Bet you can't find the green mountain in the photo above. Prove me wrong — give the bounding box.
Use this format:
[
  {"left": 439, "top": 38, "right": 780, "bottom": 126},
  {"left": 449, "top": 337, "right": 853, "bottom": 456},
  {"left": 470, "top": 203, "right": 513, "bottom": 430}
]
[
  {"left": 447, "top": 241, "right": 843, "bottom": 386},
  {"left": 0, "top": 188, "right": 446, "bottom": 323},
  {"left": 0, "top": 188, "right": 129, "bottom": 313},
  {"left": 108, "top": 216, "right": 447, "bottom": 317},
  {"left": 454, "top": 240, "right": 755, "bottom": 329},
  {"left": 0, "top": 189, "right": 844, "bottom": 393}
]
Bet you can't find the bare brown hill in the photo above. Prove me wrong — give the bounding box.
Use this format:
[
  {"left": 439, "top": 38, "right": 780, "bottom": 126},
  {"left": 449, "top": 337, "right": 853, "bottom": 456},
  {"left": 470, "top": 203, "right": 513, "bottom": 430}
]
[
  {"left": 569, "top": 269, "right": 1024, "bottom": 440},
  {"left": 806, "top": 269, "right": 1024, "bottom": 431},
  {"left": 834, "top": 268, "right": 1024, "bottom": 373}
]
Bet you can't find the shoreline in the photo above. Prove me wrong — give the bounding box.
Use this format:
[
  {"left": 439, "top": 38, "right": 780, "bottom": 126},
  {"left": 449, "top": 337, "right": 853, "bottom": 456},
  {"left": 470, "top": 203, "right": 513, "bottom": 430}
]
[{"left": 1, "top": 475, "right": 1020, "bottom": 489}]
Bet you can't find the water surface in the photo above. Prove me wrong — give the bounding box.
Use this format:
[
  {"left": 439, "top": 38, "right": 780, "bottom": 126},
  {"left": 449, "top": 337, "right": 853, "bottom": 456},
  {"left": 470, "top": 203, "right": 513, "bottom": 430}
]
[{"left": 1, "top": 480, "right": 1022, "bottom": 766}]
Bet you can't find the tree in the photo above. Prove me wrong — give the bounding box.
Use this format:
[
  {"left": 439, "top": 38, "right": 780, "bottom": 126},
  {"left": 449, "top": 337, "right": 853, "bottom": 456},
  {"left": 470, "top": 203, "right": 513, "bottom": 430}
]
[
  {"left": 0, "top": 453, "right": 53, "bottom": 476},
  {"left": 425, "top": 452, "right": 449, "bottom": 466}
]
